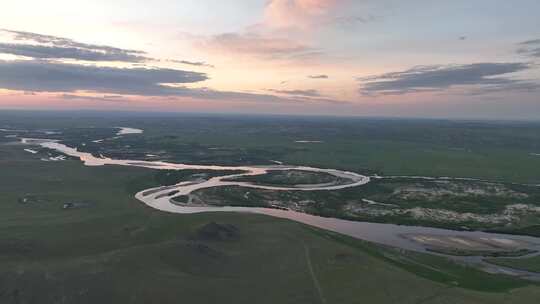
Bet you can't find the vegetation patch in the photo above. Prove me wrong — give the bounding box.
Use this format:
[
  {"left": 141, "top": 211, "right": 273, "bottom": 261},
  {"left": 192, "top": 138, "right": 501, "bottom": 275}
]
[
  {"left": 193, "top": 222, "right": 240, "bottom": 242},
  {"left": 426, "top": 248, "right": 537, "bottom": 257},
  {"left": 227, "top": 169, "right": 348, "bottom": 186},
  {"left": 486, "top": 255, "right": 540, "bottom": 273}
]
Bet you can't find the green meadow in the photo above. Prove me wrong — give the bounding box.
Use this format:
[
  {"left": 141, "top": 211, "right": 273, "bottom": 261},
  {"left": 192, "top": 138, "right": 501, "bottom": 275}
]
[
  {"left": 2, "top": 112, "right": 540, "bottom": 303},
  {"left": 1, "top": 142, "right": 539, "bottom": 303}
]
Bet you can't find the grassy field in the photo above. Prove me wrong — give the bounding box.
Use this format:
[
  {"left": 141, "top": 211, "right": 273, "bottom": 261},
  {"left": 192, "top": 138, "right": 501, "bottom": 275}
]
[
  {"left": 1, "top": 143, "right": 540, "bottom": 303},
  {"left": 2, "top": 112, "right": 540, "bottom": 183},
  {"left": 193, "top": 178, "right": 540, "bottom": 235},
  {"left": 487, "top": 256, "right": 540, "bottom": 274},
  {"left": 226, "top": 169, "right": 346, "bottom": 186}
]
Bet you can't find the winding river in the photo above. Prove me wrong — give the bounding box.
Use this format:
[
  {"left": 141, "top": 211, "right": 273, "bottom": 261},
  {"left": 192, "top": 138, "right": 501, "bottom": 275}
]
[{"left": 17, "top": 128, "right": 540, "bottom": 281}]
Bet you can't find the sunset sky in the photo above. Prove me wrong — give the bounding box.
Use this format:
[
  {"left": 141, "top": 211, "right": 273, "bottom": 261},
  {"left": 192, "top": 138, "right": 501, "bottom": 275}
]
[{"left": 1, "top": 0, "right": 539, "bottom": 119}]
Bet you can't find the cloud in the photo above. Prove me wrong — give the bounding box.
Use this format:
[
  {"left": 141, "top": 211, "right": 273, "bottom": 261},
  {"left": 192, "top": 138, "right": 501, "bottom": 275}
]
[
  {"left": 202, "top": 32, "right": 317, "bottom": 59},
  {"left": 359, "top": 63, "right": 534, "bottom": 95},
  {"left": 520, "top": 39, "right": 540, "bottom": 45},
  {"left": 0, "top": 42, "right": 148, "bottom": 62},
  {"left": 264, "top": 0, "right": 343, "bottom": 29},
  {"left": 168, "top": 59, "right": 214, "bottom": 68},
  {"left": 0, "top": 59, "right": 207, "bottom": 95},
  {"left": 189, "top": 1, "right": 366, "bottom": 60},
  {"left": 0, "top": 59, "right": 343, "bottom": 104},
  {"left": 517, "top": 39, "right": 540, "bottom": 57},
  {"left": 60, "top": 94, "right": 127, "bottom": 102},
  {"left": 2, "top": 29, "right": 145, "bottom": 55},
  {"left": 466, "top": 81, "right": 540, "bottom": 96},
  {"left": 0, "top": 29, "right": 149, "bottom": 62},
  {"left": 0, "top": 29, "right": 222, "bottom": 67},
  {"left": 264, "top": 0, "right": 373, "bottom": 30},
  {"left": 331, "top": 15, "right": 379, "bottom": 29},
  {"left": 268, "top": 89, "right": 322, "bottom": 97},
  {"left": 308, "top": 74, "right": 329, "bottom": 79}
]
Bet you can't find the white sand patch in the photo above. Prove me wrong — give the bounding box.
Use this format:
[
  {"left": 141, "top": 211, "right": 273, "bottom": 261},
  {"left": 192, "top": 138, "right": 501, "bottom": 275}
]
[
  {"left": 116, "top": 127, "right": 143, "bottom": 135},
  {"left": 49, "top": 155, "right": 67, "bottom": 161},
  {"left": 295, "top": 140, "right": 323, "bottom": 143}
]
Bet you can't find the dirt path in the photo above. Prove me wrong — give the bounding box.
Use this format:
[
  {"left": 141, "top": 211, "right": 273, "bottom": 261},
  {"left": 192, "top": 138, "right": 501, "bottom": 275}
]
[{"left": 303, "top": 243, "right": 326, "bottom": 304}]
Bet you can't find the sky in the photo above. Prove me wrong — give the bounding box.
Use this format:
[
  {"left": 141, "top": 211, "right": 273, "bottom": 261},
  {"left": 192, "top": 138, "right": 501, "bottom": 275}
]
[{"left": 0, "top": 0, "right": 539, "bottom": 119}]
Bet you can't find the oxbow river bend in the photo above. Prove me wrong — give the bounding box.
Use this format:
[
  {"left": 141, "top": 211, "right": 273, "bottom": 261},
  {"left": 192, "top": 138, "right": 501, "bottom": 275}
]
[{"left": 18, "top": 128, "right": 540, "bottom": 280}]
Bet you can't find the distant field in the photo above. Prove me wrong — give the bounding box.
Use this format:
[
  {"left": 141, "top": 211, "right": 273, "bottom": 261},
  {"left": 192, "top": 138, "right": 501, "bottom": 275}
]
[
  {"left": 2, "top": 113, "right": 540, "bottom": 232},
  {"left": 2, "top": 112, "right": 540, "bottom": 183},
  {"left": 487, "top": 256, "right": 540, "bottom": 273},
  {"left": 226, "top": 169, "right": 347, "bottom": 186},
  {"left": 1, "top": 140, "right": 539, "bottom": 303}
]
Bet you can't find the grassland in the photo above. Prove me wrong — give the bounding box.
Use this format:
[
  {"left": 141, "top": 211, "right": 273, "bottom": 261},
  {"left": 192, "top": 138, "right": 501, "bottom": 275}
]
[
  {"left": 3, "top": 112, "right": 539, "bottom": 234},
  {"left": 426, "top": 248, "right": 537, "bottom": 257},
  {"left": 226, "top": 169, "right": 347, "bottom": 186},
  {"left": 193, "top": 178, "right": 540, "bottom": 236},
  {"left": 487, "top": 256, "right": 540, "bottom": 273},
  {"left": 1, "top": 140, "right": 540, "bottom": 303},
  {"left": 2, "top": 111, "right": 540, "bottom": 184}
]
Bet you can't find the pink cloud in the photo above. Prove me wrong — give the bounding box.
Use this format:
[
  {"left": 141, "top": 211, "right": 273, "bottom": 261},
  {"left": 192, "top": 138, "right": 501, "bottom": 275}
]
[
  {"left": 201, "top": 32, "right": 317, "bottom": 59},
  {"left": 264, "top": 0, "right": 345, "bottom": 29},
  {"left": 188, "top": 0, "right": 349, "bottom": 60}
]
